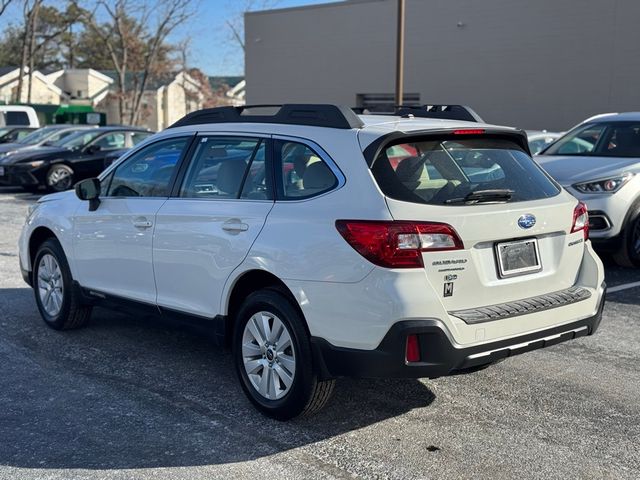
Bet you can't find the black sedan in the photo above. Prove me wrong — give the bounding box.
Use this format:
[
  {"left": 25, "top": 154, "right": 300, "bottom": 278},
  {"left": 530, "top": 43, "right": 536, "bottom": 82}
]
[
  {"left": 0, "top": 125, "right": 97, "bottom": 156},
  {"left": 0, "top": 126, "right": 36, "bottom": 143},
  {"left": 0, "top": 126, "right": 153, "bottom": 192}
]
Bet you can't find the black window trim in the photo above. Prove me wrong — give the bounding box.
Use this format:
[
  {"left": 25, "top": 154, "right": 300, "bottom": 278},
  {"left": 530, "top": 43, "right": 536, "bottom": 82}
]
[
  {"left": 272, "top": 134, "right": 345, "bottom": 202},
  {"left": 170, "top": 132, "right": 275, "bottom": 202}
]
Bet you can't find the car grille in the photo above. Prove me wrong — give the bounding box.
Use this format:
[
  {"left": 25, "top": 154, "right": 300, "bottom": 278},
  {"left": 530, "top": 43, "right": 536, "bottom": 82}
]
[{"left": 450, "top": 286, "right": 592, "bottom": 324}]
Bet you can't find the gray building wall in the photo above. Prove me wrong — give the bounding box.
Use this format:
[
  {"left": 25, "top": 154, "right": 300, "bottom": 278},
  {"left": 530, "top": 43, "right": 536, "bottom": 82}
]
[{"left": 245, "top": 0, "right": 640, "bottom": 131}]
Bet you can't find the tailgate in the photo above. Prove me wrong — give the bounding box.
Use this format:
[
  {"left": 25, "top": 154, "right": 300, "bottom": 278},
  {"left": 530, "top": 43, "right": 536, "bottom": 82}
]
[{"left": 385, "top": 195, "right": 585, "bottom": 311}]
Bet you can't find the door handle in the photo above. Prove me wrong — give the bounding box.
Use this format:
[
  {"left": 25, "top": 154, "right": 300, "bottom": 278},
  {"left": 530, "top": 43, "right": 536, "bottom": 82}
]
[
  {"left": 222, "top": 222, "right": 249, "bottom": 232},
  {"left": 133, "top": 219, "right": 153, "bottom": 229}
]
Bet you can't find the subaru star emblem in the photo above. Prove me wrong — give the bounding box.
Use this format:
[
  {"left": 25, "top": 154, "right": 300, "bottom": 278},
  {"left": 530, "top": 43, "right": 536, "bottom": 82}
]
[{"left": 518, "top": 214, "right": 536, "bottom": 229}]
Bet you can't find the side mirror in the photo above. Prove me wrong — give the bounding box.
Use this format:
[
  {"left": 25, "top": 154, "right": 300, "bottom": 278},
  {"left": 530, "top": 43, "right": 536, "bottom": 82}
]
[
  {"left": 75, "top": 178, "right": 101, "bottom": 211},
  {"left": 85, "top": 144, "right": 102, "bottom": 154}
]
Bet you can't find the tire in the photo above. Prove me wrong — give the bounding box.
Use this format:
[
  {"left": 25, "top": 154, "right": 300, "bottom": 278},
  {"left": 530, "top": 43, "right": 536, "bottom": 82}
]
[
  {"left": 612, "top": 209, "right": 640, "bottom": 268},
  {"left": 233, "top": 288, "right": 335, "bottom": 420},
  {"left": 33, "top": 239, "right": 92, "bottom": 330},
  {"left": 46, "top": 164, "right": 74, "bottom": 192}
]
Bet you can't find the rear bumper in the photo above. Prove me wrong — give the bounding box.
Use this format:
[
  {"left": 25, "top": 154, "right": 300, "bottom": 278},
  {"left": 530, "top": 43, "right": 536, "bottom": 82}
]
[{"left": 312, "top": 282, "right": 606, "bottom": 379}]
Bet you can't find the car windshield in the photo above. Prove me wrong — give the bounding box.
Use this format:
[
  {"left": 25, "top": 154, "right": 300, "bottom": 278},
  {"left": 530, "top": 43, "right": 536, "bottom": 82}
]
[
  {"left": 16, "top": 127, "right": 61, "bottom": 145},
  {"left": 0, "top": 127, "right": 12, "bottom": 137},
  {"left": 52, "top": 130, "right": 103, "bottom": 149},
  {"left": 371, "top": 136, "right": 560, "bottom": 205},
  {"left": 542, "top": 121, "right": 640, "bottom": 157}
]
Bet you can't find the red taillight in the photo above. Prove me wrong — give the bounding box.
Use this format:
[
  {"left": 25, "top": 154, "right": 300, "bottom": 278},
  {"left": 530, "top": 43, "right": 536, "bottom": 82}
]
[
  {"left": 452, "top": 129, "right": 485, "bottom": 135},
  {"left": 571, "top": 201, "right": 589, "bottom": 240},
  {"left": 406, "top": 334, "right": 421, "bottom": 363},
  {"left": 335, "top": 220, "right": 464, "bottom": 268}
]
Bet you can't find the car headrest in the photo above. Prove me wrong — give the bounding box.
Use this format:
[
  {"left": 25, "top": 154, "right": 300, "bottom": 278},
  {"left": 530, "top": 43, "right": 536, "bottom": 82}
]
[
  {"left": 302, "top": 161, "right": 335, "bottom": 190},
  {"left": 217, "top": 160, "right": 247, "bottom": 196}
]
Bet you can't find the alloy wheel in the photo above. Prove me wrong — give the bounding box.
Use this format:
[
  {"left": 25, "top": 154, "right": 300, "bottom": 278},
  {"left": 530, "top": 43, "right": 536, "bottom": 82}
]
[
  {"left": 241, "top": 311, "right": 296, "bottom": 400},
  {"left": 37, "top": 254, "right": 64, "bottom": 316},
  {"left": 48, "top": 167, "right": 72, "bottom": 191}
]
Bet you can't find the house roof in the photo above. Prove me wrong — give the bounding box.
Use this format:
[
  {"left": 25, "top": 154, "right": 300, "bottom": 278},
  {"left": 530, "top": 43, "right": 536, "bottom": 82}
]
[
  {"left": 209, "top": 76, "right": 244, "bottom": 91},
  {"left": 0, "top": 66, "right": 18, "bottom": 77},
  {"left": 99, "top": 70, "right": 186, "bottom": 92}
]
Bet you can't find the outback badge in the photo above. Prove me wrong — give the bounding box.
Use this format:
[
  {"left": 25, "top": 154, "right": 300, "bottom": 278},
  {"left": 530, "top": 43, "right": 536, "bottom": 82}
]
[{"left": 518, "top": 213, "right": 536, "bottom": 229}]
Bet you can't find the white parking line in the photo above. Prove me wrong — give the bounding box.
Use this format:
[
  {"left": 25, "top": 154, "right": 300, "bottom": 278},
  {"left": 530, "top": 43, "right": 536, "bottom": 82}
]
[{"left": 608, "top": 281, "right": 640, "bottom": 294}]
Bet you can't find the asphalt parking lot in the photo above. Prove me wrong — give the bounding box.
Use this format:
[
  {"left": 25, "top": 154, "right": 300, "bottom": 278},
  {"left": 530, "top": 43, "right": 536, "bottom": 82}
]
[{"left": 0, "top": 187, "right": 638, "bottom": 480}]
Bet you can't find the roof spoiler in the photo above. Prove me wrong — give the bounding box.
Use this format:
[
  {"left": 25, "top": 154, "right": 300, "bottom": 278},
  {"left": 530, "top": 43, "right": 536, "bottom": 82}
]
[{"left": 353, "top": 104, "right": 484, "bottom": 123}]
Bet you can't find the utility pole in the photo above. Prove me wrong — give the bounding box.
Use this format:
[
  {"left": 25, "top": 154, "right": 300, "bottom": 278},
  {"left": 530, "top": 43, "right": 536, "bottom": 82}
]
[{"left": 395, "top": 0, "right": 405, "bottom": 106}]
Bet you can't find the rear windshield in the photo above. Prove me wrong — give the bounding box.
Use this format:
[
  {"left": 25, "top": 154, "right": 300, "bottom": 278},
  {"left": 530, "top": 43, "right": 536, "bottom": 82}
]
[{"left": 371, "top": 136, "right": 560, "bottom": 205}]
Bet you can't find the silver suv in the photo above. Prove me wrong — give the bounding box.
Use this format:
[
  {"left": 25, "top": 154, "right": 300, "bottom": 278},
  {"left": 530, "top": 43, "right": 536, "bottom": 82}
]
[{"left": 536, "top": 112, "right": 640, "bottom": 267}]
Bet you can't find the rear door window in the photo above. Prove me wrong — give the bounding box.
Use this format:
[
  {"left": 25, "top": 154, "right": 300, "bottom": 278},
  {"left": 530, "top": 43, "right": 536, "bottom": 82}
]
[
  {"left": 179, "top": 137, "right": 269, "bottom": 199},
  {"left": 275, "top": 140, "right": 338, "bottom": 199},
  {"left": 371, "top": 136, "right": 559, "bottom": 205}
]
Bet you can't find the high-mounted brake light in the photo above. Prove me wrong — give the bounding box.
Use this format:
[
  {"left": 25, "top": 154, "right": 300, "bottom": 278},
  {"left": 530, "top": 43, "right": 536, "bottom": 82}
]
[
  {"left": 571, "top": 202, "right": 589, "bottom": 240},
  {"left": 452, "top": 129, "right": 485, "bottom": 135},
  {"left": 335, "top": 220, "right": 464, "bottom": 268}
]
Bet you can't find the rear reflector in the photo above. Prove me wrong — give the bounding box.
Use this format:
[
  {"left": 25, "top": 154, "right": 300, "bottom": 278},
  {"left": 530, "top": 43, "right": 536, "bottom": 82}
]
[
  {"left": 571, "top": 202, "right": 589, "bottom": 240},
  {"left": 335, "top": 220, "right": 464, "bottom": 268},
  {"left": 452, "top": 129, "right": 485, "bottom": 135},
  {"left": 406, "top": 334, "right": 421, "bottom": 363}
]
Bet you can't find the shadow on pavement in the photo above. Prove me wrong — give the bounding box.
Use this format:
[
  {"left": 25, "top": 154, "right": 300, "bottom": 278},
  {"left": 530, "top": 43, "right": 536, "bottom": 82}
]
[
  {"left": 0, "top": 287, "right": 436, "bottom": 470},
  {"left": 0, "top": 187, "right": 43, "bottom": 202}
]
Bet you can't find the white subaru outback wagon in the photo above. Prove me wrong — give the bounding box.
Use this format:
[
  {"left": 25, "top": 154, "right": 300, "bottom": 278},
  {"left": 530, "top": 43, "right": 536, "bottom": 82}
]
[{"left": 19, "top": 104, "right": 606, "bottom": 420}]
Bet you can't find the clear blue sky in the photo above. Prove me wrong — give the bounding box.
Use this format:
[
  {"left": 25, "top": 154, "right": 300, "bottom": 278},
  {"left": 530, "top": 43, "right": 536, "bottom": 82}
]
[
  {"left": 0, "top": 0, "right": 335, "bottom": 77},
  {"left": 181, "top": 0, "right": 334, "bottom": 76}
]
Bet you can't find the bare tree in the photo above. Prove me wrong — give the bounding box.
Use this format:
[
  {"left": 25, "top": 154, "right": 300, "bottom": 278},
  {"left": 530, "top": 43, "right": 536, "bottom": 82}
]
[
  {"left": 128, "top": 0, "right": 192, "bottom": 125},
  {"left": 0, "top": 0, "right": 14, "bottom": 17},
  {"left": 15, "top": 0, "right": 42, "bottom": 103},
  {"left": 226, "top": 0, "right": 279, "bottom": 54},
  {"left": 82, "top": 0, "right": 193, "bottom": 125},
  {"left": 176, "top": 38, "right": 193, "bottom": 112},
  {"left": 25, "top": 0, "right": 42, "bottom": 102},
  {"left": 81, "top": 0, "right": 142, "bottom": 123},
  {"left": 12, "top": 1, "right": 85, "bottom": 102}
]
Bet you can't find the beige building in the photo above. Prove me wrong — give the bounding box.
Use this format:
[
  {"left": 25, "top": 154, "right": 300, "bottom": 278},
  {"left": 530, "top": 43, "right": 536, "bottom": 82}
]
[
  {"left": 0, "top": 67, "right": 207, "bottom": 130},
  {"left": 0, "top": 67, "right": 63, "bottom": 105},
  {"left": 47, "top": 69, "right": 114, "bottom": 106},
  {"left": 245, "top": 0, "right": 640, "bottom": 131},
  {"left": 99, "top": 70, "right": 205, "bottom": 131}
]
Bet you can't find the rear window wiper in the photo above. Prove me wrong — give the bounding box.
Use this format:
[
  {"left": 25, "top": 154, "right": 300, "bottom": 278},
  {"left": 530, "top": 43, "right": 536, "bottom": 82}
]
[{"left": 444, "top": 189, "right": 514, "bottom": 204}]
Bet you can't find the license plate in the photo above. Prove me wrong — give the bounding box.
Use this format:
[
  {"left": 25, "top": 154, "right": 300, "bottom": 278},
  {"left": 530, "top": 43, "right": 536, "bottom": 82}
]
[
  {"left": 0, "top": 166, "right": 4, "bottom": 176},
  {"left": 495, "top": 238, "right": 541, "bottom": 277}
]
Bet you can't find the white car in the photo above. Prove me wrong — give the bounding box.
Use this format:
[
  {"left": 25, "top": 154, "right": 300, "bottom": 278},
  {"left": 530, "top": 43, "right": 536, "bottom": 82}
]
[
  {"left": 0, "top": 105, "right": 40, "bottom": 128},
  {"left": 19, "top": 105, "right": 606, "bottom": 420},
  {"left": 526, "top": 130, "right": 562, "bottom": 155}
]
